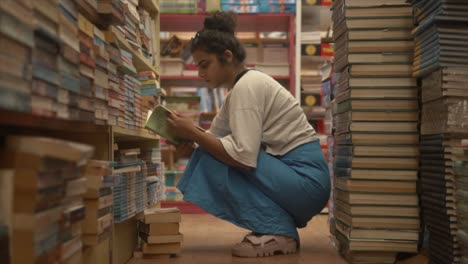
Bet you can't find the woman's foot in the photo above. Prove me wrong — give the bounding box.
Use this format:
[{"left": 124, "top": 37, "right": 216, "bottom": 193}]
[{"left": 231, "top": 233, "right": 297, "bottom": 258}]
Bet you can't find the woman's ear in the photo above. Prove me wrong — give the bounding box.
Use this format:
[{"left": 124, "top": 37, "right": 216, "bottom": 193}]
[{"left": 224, "top": 50, "right": 234, "bottom": 63}]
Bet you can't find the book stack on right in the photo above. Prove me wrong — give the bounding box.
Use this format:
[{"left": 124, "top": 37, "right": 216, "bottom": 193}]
[
  {"left": 410, "top": 0, "right": 468, "bottom": 263},
  {"left": 452, "top": 139, "right": 468, "bottom": 263},
  {"left": 139, "top": 207, "right": 183, "bottom": 260},
  {"left": 332, "top": 0, "right": 420, "bottom": 263}
]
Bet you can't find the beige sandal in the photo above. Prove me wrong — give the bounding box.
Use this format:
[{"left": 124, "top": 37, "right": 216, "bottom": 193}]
[{"left": 231, "top": 234, "right": 298, "bottom": 258}]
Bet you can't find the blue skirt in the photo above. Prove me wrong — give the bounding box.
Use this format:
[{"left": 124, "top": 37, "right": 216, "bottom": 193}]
[{"left": 176, "top": 140, "right": 330, "bottom": 240}]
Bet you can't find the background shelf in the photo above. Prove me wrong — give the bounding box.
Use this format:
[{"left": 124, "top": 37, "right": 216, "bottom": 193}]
[{"left": 160, "top": 13, "right": 294, "bottom": 32}]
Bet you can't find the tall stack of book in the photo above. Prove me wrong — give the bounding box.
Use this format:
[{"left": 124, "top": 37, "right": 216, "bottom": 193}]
[
  {"left": 78, "top": 13, "right": 97, "bottom": 122},
  {"left": 139, "top": 207, "right": 182, "bottom": 259},
  {"left": 58, "top": 0, "right": 80, "bottom": 120},
  {"left": 453, "top": 139, "right": 468, "bottom": 263},
  {"left": 82, "top": 160, "right": 114, "bottom": 246},
  {"left": 331, "top": 0, "right": 419, "bottom": 262},
  {"left": 93, "top": 26, "right": 111, "bottom": 125},
  {"left": 1, "top": 136, "right": 93, "bottom": 263},
  {"left": 0, "top": 0, "right": 33, "bottom": 113},
  {"left": 410, "top": 1, "right": 468, "bottom": 263},
  {"left": 32, "top": 0, "right": 61, "bottom": 118}
]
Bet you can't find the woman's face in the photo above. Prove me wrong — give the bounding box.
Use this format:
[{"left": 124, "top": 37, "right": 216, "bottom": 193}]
[{"left": 192, "top": 49, "right": 229, "bottom": 89}]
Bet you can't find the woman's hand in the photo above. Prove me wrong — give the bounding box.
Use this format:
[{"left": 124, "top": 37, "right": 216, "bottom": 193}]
[
  {"left": 167, "top": 112, "right": 199, "bottom": 140},
  {"left": 175, "top": 141, "right": 195, "bottom": 158}
]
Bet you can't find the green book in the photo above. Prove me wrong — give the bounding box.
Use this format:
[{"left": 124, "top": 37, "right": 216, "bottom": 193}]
[{"left": 145, "top": 105, "right": 204, "bottom": 145}]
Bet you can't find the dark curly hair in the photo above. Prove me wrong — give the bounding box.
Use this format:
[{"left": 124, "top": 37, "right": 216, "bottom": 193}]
[{"left": 190, "top": 11, "right": 246, "bottom": 64}]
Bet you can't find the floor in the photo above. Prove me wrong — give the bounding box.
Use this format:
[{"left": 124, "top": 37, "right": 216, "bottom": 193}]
[{"left": 167, "top": 214, "right": 347, "bottom": 264}]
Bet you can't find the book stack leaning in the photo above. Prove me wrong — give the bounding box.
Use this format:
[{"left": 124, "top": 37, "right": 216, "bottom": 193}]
[
  {"left": 331, "top": 0, "right": 420, "bottom": 263},
  {"left": 410, "top": 0, "right": 468, "bottom": 263}
]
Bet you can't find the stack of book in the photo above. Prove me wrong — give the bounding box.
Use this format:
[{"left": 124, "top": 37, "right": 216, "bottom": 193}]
[
  {"left": 117, "top": 0, "right": 141, "bottom": 52},
  {"left": 0, "top": 0, "right": 33, "bottom": 113},
  {"left": 105, "top": 32, "right": 122, "bottom": 126},
  {"left": 32, "top": 0, "right": 61, "bottom": 118},
  {"left": 61, "top": 166, "right": 88, "bottom": 263},
  {"left": 82, "top": 160, "right": 114, "bottom": 246},
  {"left": 139, "top": 207, "right": 183, "bottom": 259},
  {"left": 331, "top": 0, "right": 419, "bottom": 262},
  {"left": 138, "top": 71, "right": 162, "bottom": 97},
  {"left": 58, "top": 0, "right": 80, "bottom": 120},
  {"left": 453, "top": 139, "right": 468, "bottom": 263},
  {"left": 98, "top": 0, "right": 125, "bottom": 25},
  {"left": 78, "top": 13, "right": 97, "bottom": 122},
  {"left": 137, "top": 7, "right": 155, "bottom": 62},
  {"left": 140, "top": 147, "right": 165, "bottom": 206},
  {"left": 2, "top": 136, "right": 93, "bottom": 263},
  {"left": 113, "top": 148, "right": 146, "bottom": 223},
  {"left": 93, "top": 26, "right": 111, "bottom": 125},
  {"left": 410, "top": 0, "right": 468, "bottom": 263},
  {"left": 419, "top": 135, "right": 463, "bottom": 264}
]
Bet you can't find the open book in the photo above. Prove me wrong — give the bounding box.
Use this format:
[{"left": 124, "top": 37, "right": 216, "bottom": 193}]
[{"left": 145, "top": 105, "right": 204, "bottom": 145}]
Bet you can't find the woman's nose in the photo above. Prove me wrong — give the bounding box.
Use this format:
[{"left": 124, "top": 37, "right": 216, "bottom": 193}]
[{"left": 198, "top": 70, "right": 205, "bottom": 78}]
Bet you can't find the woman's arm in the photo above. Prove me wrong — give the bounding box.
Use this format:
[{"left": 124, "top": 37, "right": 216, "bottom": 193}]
[
  {"left": 190, "top": 129, "right": 251, "bottom": 169},
  {"left": 168, "top": 112, "right": 251, "bottom": 170}
]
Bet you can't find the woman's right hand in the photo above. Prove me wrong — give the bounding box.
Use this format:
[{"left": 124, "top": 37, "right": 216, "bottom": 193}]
[{"left": 175, "top": 141, "right": 195, "bottom": 158}]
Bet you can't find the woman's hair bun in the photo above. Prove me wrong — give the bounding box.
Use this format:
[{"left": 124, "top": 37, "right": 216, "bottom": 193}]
[{"left": 203, "top": 11, "right": 237, "bottom": 35}]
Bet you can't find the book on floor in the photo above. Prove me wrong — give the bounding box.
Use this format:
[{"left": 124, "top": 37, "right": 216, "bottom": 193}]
[{"left": 143, "top": 207, "right": 181, "bottom": 224}]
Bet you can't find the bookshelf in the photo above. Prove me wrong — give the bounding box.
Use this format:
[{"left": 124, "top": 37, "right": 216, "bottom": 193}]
[{"left": 0, "top": 0, "right": 163, "bottom": 263}]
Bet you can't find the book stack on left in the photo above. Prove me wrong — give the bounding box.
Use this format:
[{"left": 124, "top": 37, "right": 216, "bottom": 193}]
[{"left": 1, "top": 136, "right": 94, "bottom": 263}]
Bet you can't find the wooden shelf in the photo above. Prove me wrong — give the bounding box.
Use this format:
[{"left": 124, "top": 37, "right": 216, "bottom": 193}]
[
  {"left": 111, "top": 28, "right": 159, "bottom": 75},
  {"left": 160, "top": 13, "right": 294, "bottom": 32},
  {"left": 112, "top": 126, "right": 159, "bottom": 142},
  {"left": 0, "top": 109, "right": 107, "bottom": 133},
  {"left": 139, "top": 0, "right": 159, "bottom": 16}
]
